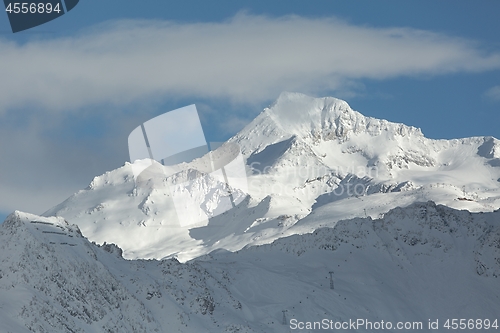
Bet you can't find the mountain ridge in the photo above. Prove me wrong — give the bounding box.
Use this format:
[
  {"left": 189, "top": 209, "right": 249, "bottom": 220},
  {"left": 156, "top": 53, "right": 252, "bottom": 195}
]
[
  {"left": 38, "top": 92, "right": 500, "bottom": 261},
  {"left": 2, "top": 202, "right": 500, "bottom": 332}
]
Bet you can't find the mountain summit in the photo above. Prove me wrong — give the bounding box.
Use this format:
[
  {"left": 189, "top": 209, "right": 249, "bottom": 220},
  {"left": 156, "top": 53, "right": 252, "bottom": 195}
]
[
  {"left": 43, "top": 92, "right": 500, "bottom": 261},
  {"left": 233, "top": 92, "right": 424, "bottom": 155}
]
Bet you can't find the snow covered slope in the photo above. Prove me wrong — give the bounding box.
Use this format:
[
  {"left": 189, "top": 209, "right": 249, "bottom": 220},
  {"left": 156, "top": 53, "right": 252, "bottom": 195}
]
[
  {"left": 0, "top": 211, "right": 246, "bottom": 333},
  {"left": 43, "top": 92, "right": 500, "bottom": 261},
  {"left": 1, "top": 203, "right": 499, "bottom": 332}
]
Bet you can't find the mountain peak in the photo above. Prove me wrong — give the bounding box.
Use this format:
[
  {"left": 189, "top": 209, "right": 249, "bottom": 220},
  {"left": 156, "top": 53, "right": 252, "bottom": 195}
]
[
  {"left": 265, "top": 92, "right": 354, "bottom": 139},
  {"left": 268, "top": 92, "right": 424, "bottom": 141},
  {"left": 232, "top": 92, "right": 424, "bottom": 156}
]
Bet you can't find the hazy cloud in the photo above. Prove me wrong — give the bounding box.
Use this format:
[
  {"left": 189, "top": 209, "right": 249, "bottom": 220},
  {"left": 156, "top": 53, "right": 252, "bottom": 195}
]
[
  {"left": 483, "top": 85, "right": 500, "bottom": 102},
  {"left": 0, "top": 14, "right": 499, "bottom": 113},
  {"left": 0, "top": 115, "right": 128, "bottom": 215}
]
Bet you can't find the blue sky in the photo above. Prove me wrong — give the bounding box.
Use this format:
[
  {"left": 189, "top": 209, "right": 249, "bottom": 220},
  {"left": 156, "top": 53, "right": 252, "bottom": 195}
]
[{"left": 0, "top": 0, "right": 499, "bottom": 222}]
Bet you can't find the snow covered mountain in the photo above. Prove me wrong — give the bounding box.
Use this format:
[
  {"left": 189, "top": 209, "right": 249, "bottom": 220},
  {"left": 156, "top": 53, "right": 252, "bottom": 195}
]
[
  {"left": 1, "top": 202, "right": 499, "bottom": 332},
  {"left": 42, "top": 92, "right": 500, "bottom": 261},
  {"left": 2, "top": 93, "right": 500, "bottom": 332}
]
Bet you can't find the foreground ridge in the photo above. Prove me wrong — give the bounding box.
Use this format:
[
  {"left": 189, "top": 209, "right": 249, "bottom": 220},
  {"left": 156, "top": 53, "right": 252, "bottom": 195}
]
[{"left": 1, "top": 202, "right": 499, "bottom": 332}]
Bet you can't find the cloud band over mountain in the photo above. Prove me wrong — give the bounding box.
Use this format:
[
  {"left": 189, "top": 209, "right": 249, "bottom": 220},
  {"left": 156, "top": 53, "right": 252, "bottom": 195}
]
[{"left": 1, "top": 13, "right": 499, "bottom": 112}]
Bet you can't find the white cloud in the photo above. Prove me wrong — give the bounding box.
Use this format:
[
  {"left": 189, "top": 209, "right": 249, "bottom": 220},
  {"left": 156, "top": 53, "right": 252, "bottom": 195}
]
[
  {"left": 0, "top": 14, "right": 499, "bottom": 113},
  {"left": 483, "top": 85, "right": 500, "bottom": 102},
  {"left": 2, "top": 14, "right": 500, "bottom": 216}
]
